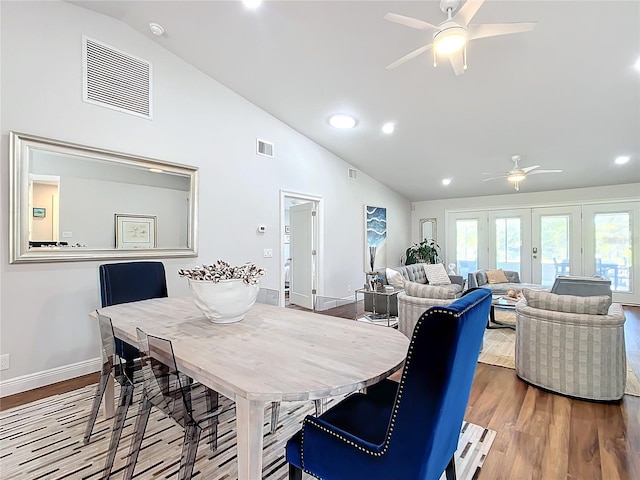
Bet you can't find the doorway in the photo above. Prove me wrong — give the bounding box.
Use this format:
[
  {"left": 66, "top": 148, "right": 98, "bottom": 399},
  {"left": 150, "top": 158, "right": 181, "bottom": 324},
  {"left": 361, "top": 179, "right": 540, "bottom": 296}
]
[{"left": 281, "top": 191, "right": 322, "bottom": 310}]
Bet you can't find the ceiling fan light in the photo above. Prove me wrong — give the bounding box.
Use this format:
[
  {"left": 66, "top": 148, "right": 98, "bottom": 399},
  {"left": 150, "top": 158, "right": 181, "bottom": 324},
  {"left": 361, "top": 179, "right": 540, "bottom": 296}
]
[
  {"left": 434, "top": 26, "right": 467, "bottom": 54},
  {"left": 507, "top": 173, "right": 526, "bottom": 183}
]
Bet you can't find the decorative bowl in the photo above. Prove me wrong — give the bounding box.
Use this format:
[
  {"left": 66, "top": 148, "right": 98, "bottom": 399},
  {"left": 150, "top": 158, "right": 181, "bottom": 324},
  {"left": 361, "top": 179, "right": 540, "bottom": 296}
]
[{"left": 188, "top": 278, "right": 259, "bottom": 323}]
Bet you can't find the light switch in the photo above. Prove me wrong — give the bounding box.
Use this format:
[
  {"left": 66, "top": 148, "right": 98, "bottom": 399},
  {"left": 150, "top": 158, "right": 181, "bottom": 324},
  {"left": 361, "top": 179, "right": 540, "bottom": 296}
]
[
  {"left": 263, "top": 249, "right": 273, "bottom": 258},
  {"left": 62, "top": 232, "right": 73, "bottom": 238}
]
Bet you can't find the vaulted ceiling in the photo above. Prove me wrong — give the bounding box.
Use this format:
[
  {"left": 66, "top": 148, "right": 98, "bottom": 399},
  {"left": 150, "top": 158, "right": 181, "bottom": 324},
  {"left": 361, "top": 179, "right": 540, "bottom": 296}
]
[{"left": 71, "top": 0, "right": 640, "bottom": 201}]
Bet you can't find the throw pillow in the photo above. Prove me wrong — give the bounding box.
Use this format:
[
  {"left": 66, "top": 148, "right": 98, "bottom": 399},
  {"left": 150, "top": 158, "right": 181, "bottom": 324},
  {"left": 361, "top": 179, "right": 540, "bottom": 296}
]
[
  {"left": 385, "top": 268, "right": 405, "bottom": 289},
  {"left": 485, "top": 269, "right": 509, "bottom": 284},
  {"left": 423, "top": 263, "right": 451, "bottom": 286},
  {"left": 523, "top": 289, "right": 612, "bottom": 315}
]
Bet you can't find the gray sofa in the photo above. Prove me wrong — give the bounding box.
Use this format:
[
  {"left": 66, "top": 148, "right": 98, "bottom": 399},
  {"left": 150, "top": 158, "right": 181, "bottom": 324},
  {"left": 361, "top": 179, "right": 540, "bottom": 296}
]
[
  {"left": 467, "top": 269, "right": 547, "bottom": 295},
  {"left": 364, "top": 263, "right": 463, "bottom": 317}
]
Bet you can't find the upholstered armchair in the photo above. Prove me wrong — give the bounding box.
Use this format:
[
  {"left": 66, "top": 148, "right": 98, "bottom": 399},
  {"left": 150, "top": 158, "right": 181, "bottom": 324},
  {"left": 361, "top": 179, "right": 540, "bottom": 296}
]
[
  {"left": 397, "top": 280, "right": 464, "bottom": 338},
  {"left": 285, "top": 288, "right": 492, "bottom": 480},
  {"left": 515, "top": 288, "right": 626, "bottom": 401}
]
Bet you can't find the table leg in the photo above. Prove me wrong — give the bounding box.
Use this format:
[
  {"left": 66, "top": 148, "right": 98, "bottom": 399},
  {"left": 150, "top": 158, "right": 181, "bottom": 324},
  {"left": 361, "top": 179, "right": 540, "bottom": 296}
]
[
  {"left": 235, "top": 397, "right": 265, "bottom": 480},
  {"left": 487, "top": 305, "right": 516, "bottom": 330},
  {"left": 104, "top": 375, "right": 115, "bottom": 419}
]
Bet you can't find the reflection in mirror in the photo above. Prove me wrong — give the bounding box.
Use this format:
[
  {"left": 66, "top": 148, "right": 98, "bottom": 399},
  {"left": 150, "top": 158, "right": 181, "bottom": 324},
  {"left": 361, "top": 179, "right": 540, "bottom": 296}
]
[
  {"left": 420, "top": 218, "right": 437, "bottom": 243},
  {"left": 10, "top": 131, "right": 199, "bottom": 263}
]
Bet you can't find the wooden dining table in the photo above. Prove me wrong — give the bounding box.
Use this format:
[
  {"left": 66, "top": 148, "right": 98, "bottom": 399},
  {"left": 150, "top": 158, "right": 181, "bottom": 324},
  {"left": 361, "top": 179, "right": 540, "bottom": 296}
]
[{"left": 90, "top": 296, "right": 409, "bottom": 480}]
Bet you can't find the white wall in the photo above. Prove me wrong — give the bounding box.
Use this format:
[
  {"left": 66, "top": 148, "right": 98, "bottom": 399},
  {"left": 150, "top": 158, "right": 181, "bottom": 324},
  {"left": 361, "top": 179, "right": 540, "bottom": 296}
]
[
  {"left": 411, "top": 183, "right": 640, "bottom": 260},
  {"left": 0, "top": 1, "right": 411, "bottom": 393}
]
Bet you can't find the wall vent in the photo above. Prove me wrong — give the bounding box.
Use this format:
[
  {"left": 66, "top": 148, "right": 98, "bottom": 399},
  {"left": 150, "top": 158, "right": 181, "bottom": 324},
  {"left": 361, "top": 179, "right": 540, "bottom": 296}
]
[
  {"left": 256, "top": 139, "right": 274, "bottom": 158},
  {"left": 348, "top": 168, "right": 358, "bottom": 180},
  {"left": 82, "top": 36, "right": 152, "bottom": 119}
]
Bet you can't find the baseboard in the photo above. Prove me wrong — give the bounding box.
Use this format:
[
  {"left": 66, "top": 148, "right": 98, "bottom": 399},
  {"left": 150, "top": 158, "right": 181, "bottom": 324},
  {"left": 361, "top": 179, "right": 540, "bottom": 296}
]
[{"left": 0, "top": 357, "right": 101, "bottom": 398}]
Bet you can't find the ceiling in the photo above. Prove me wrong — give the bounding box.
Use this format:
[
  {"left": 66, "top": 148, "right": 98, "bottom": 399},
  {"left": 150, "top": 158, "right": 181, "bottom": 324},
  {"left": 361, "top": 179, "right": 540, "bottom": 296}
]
[{"left": 71, "top": 0, "right": 640, "bottom": 201}]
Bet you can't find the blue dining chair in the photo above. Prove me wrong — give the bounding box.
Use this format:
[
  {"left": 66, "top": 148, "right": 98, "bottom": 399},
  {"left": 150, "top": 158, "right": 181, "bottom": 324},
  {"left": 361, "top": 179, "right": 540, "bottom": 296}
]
[
  {"left": 84, "top": 261, "right": 168, "bottom": 443},
  {"left": 285, "top": 287, "right": 492, "bottom": 480}
]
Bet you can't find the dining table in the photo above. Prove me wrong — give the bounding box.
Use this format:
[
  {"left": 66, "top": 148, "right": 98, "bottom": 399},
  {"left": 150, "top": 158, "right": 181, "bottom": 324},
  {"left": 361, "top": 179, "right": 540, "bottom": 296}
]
[{"left": 90, "top": 296, "right": 409, "bottom": 480}]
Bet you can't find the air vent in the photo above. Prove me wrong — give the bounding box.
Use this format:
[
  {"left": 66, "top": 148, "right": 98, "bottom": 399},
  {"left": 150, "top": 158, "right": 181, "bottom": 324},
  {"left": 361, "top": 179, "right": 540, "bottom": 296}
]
[
  {"left": 257, "top": 139, "right": 274, "bottom": 158},
  {"left": 348, "top": 168, "right": 358, "bottom": 180},
  {"left": 82, "top": 36, "right": 152, "bottom": 119}
]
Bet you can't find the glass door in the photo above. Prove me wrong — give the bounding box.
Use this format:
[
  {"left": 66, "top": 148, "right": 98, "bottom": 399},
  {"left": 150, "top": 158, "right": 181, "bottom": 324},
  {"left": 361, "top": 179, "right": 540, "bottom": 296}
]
[
  {"left": 531, "top": 206, "right": 581, "bottom": 286},
  {"left": 583, "top": 202, "right": 640, "bottom": 304},
  {"left": 445, "top": 212, "right": 488, "bottom": 280},
  {"left": 489, "top": 210, "right": 532, "bottom": 281}
]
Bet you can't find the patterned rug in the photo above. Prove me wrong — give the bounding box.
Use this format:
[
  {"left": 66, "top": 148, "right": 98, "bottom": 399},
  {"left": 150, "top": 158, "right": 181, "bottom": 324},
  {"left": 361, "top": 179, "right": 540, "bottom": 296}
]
[
  {"left": 480, "top": 309, "right": 640, "bottom": 397},
  {"left": 0, "top": 383, "right": 496, "bottom": 479}
]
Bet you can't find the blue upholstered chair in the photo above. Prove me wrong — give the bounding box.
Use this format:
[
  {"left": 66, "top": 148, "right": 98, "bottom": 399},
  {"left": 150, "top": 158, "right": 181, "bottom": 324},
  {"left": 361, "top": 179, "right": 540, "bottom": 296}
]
[
  {"left": 84, "top": 261, "right": 168, "bottom": 442},
  {"left": 285, "top": 288, "right": 492, "bottom": 480}
]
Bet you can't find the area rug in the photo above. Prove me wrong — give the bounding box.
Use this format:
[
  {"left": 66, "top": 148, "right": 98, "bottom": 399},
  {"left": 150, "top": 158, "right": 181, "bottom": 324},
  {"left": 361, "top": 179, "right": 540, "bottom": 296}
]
[
  {"left": 481, "top": 309, "right": 640, "bottom": 397},
  {"left": 0, "top": 383, "right": 496, "bottom": 480}
]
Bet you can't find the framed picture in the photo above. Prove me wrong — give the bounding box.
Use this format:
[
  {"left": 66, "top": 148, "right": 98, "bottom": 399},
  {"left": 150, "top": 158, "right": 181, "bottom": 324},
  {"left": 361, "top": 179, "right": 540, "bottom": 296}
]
[
  {"left": 364, "top": 205, "right": 387, "bottom": 272},
  {"left": 33, "top": 207, "right": 46, "bottom": 218},
  {"left": 115, "top": 214, "right": 157, "bottom": 249}
]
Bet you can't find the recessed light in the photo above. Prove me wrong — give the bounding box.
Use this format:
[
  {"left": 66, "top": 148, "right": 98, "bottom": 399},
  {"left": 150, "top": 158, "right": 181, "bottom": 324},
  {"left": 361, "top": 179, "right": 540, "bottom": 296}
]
[
  {"left": 635, "top": 56, "right": 640, "bottom": 71},
  {"left": 242, "top": 0, "right": 262, "bottom": 8},
  {"left": 149, "top": 23, "right": 165, "bottom": 36},
  {"left": 382, "top": 122, "right": 395, "bottom": 134},
  {"left": 329, "top": 114, "right": 356, "bottom": 129},
  {"left": 615, "top": 155, "right": 630, "bottom": 165},
  {"left": 442, "top": 178, "right": 452, "bottom": 186}
]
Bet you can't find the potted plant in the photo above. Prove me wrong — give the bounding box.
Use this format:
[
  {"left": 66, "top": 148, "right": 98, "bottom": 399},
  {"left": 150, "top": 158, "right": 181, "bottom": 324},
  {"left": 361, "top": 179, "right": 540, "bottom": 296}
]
[{"left": 403, "top": 239, "right": 441, "bottom": 265}]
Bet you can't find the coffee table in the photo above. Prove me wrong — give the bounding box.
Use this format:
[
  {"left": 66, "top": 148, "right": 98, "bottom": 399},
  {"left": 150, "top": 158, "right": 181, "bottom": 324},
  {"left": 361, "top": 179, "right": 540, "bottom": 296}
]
[{"left": 488, "top": 295, "right": 518, "bottom": 330}]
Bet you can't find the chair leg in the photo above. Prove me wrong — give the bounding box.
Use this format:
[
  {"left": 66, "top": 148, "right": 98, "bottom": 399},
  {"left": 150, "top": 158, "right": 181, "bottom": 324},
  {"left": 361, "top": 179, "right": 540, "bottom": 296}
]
[
  {"left": 289, "top": 464, "right": 303, "bottom": 480},
  {"left": 445, "top": 455, "right": 457, "bottom": 480},
  {"left": 84, "top": 367, "right": 111, "bottom": 444},
  {"left": 314, "top": 398, "right": 326, "bottom": 416},
  {"left": 178, "top": 423, "right": 202, "bottom": 480},
  {"left": 270, "top": 401, "right": 281, "bottom": 434},
  {"left": 124, "top": 392, "right": 152, "bottom": 480},
  {"left": 101, "top": 382, "right": 134, "bottom": 480},
  {"left": 205, "top": 389, "right": 219, "bottom": 451}
]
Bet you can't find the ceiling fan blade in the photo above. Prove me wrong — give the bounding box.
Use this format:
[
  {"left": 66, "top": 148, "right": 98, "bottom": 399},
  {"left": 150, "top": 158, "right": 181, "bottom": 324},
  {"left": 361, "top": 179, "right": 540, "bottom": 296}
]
[
  {"left": 522, "top": 165, "right": 540, "bottom": 173},
  {"left": 386, "top": 43, "right": 433, "bottom": 70},
  {"left": 527, "top": 169, "right": 563, "bottom": 175},
  {"left": 452, "top": 0, "right": 485, "bottom": 26},
  {"left": 482, "top": 175, "right": 507, "bottom": 182},
  {"left": 469, "top": 22, "right": 537, "bottom": 40},
  {"left": 449, "top": 52, "right": 466, "bottom": 76},
  {"left": 384, "top": 13, "right": 438, "bottom": 31}
]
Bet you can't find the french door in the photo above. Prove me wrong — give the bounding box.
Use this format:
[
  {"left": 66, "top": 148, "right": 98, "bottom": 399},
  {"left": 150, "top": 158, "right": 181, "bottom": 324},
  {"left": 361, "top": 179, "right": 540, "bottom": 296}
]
[
  {"left": 446, "top": 201, "right": 640, "bottom": 304},
  {"left": 531, "top": 206, "right": 581, "bottom": 286}
]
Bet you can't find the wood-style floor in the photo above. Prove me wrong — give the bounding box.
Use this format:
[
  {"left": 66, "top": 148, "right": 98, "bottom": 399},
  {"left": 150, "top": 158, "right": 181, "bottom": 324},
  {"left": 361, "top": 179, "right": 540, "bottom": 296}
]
[{"left": 2, "top": 304, "right": 639, "bottom": 479}]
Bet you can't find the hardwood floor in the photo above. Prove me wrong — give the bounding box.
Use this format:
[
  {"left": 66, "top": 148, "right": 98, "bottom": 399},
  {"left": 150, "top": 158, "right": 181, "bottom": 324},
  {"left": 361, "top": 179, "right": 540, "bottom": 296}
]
[{"left": 2, "top": 304, "right": 639, "bottom": 479}]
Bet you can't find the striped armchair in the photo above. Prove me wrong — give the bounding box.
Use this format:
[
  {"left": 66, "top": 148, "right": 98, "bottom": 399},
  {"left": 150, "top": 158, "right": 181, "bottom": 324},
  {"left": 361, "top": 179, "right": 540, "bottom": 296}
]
[{"left": 515, "top": 289, "right": 626, "bottom": 401}]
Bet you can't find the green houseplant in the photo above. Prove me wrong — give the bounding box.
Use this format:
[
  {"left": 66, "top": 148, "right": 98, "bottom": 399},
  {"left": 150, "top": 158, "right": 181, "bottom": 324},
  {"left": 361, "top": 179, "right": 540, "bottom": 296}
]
[{"left": 404, "top": 239, "right": 441, "bottom": 265}]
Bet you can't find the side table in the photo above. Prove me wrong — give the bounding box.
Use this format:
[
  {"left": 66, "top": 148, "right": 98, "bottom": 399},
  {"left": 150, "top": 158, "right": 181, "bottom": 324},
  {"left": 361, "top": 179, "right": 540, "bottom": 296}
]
[{"left": 354, "top": 287, "right": 403, "bottom": 328}]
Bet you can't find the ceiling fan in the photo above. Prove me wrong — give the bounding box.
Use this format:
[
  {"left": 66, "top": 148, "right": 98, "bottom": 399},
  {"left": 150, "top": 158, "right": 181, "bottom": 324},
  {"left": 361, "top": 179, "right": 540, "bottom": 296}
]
[
  {"left": 384, "top": 0, "right": 536, "bottom": 75},
  {"left": 483, "top": 155, "right": 562, "bottom": 191}
]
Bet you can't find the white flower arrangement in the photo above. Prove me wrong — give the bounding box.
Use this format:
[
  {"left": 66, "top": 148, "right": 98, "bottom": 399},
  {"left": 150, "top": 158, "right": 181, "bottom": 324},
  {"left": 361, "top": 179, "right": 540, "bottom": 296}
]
[{"left": 178, "top": 259, "right": 266, "bottom": 285}]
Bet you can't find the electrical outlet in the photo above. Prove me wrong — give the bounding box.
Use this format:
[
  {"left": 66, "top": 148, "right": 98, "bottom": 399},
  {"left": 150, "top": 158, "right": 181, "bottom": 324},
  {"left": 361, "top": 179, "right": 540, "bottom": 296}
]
[
  {"left": 0, "top": 354, "right": 9, "bottom": 371},
  {"left": 62, "top": 231, "right": 73, "bottom": 238},
  {"left": 263, "top": 249, "right": 273, "bottom": 258}
]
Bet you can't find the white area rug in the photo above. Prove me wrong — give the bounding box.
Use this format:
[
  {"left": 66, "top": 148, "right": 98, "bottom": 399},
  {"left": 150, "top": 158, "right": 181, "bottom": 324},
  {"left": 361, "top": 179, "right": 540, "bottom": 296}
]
[{"left": 0, "top": 383, "right": 495, "bottom": 479}]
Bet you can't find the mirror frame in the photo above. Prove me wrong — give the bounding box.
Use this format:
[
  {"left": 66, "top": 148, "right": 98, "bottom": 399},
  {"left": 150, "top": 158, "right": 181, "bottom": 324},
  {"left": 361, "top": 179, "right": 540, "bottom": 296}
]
[
  {"left": 9, "top": 131, "right": 199, "bottom": 264},
  {"left": 419, "top": 217, "right": 437, "bottom": 243}
]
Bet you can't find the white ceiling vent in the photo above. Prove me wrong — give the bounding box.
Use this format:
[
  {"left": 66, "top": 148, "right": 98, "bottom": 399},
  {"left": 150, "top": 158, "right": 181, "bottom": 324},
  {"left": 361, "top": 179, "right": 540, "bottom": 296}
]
[
  {"left": 348, "top": 168, "right": 358, "bottom": 180},
  {"left": 257, "top": 139, "right": 274, "bottom": 158},
  {"left": 82, "top": 36, "right": 152, "bottom": 119}
]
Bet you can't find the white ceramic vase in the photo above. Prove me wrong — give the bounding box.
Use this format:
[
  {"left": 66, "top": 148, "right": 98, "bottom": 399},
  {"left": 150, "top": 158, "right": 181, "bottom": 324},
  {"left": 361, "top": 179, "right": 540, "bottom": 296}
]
[{"left": 188, "top": 278, "right": 259, "bottom": 323}]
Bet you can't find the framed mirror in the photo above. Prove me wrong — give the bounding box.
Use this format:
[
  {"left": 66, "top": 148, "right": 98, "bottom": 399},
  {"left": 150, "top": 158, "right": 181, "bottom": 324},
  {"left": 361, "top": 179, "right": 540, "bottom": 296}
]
[
  {"left": 9, "top": 131, "right": 199, "bottom": 263},
  {"left": 419, "top": 218, "right": 437, "bottom": 243}
]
